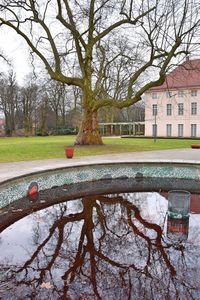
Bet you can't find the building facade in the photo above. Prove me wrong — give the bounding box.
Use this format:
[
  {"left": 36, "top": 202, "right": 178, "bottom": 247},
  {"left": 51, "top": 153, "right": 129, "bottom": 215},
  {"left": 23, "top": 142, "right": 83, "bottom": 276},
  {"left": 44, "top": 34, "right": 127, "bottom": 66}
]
[{"left": 145, "top": 59, "right": 200, "bottom": 138}]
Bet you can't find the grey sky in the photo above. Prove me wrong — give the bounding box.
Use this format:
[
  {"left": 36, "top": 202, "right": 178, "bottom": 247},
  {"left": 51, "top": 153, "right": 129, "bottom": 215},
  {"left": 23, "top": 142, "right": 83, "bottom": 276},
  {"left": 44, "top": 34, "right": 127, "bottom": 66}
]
[{"left": 0, "top": 27, "right": 31, "bottom": 85}]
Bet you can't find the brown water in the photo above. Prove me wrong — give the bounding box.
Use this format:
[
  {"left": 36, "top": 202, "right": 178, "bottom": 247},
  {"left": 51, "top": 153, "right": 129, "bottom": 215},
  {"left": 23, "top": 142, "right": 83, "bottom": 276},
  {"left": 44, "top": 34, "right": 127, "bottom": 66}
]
[{"left": 0, "top": 190, "right": 200, "bottom": 299}]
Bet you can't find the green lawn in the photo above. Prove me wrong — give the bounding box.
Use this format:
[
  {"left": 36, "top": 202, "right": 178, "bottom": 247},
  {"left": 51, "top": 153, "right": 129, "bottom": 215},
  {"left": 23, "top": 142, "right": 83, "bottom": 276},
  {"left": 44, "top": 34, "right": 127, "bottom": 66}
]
[{"left": 0, "top": 135, "right": 198, "bottom": 163}]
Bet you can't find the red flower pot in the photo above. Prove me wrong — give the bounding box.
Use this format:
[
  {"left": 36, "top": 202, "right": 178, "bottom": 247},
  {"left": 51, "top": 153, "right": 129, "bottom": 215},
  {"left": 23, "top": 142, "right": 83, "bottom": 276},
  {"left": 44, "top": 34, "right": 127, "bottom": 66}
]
[
  {"left": 65, "top": 147, "right": 74, "bottom": 158},
  {"left": 27, "top": 182, "right": 39, "bottom": 201}
]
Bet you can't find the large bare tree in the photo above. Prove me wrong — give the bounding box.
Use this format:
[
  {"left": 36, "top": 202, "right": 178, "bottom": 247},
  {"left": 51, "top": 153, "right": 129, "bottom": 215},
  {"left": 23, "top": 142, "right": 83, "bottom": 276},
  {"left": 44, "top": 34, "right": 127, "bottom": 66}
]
[{"left": 0, "top": 0, "right": 199, "bottom": 144}]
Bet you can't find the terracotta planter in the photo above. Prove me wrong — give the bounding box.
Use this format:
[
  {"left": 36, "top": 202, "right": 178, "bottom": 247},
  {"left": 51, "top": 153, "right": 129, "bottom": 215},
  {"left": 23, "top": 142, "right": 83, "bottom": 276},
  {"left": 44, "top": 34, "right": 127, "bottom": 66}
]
[
  {"left": 191, "top": 144, "right": 200, "bottom": 149},
  {"left": 65, "top": 147, "right": 74, "bottom": 158}
]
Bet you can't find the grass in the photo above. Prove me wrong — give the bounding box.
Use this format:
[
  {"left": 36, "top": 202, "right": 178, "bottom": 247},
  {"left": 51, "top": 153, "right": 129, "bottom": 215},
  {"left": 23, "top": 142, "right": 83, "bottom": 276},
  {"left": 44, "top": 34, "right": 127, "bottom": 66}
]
[{"left": 0, "top": 135, "right": 199, "bottom": 163}]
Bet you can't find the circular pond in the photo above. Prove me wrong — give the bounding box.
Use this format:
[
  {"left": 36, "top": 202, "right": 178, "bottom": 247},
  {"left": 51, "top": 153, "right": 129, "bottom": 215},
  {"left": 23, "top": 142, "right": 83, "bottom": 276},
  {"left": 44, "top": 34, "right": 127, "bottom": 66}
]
[{"left": 0, "top": 178, "right": 200, "bottom": 299}]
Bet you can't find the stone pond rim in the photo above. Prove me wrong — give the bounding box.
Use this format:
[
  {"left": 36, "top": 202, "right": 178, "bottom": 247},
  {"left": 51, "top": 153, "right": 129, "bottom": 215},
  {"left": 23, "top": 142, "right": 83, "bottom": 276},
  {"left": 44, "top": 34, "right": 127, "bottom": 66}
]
[{"left": 0, "top": 158, "right": 200, "bottom": 210}]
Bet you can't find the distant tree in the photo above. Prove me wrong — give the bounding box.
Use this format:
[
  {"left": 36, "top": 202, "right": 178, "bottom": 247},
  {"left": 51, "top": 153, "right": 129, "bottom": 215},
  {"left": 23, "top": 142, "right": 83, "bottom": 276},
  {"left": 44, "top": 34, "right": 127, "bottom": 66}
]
[
  {"left": 0, "top": 1, "right": 199, "bottom": 144},
  {"left": 20, "top": 79, "right": 39, "bottom": 136},
  {"left": 37, "top": 94, "right": 49, "bottom": 136},
  {"left": 0, "top": 70, "right": 18, "bottom": 136},
  {"left": 45, "top": 80, "right": 69, "bottom": 130},
  {"left": 119, "top": 102, "right": 145, "bottom": 123}
]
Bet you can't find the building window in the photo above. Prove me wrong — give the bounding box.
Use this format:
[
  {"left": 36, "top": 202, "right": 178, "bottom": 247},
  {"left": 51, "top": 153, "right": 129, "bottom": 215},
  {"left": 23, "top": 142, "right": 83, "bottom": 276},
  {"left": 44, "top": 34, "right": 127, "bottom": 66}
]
[
  {"left": 152, "top": 92, "right": 158, "bottom": 99},
  {"left": 166, "top": 124, "right": 172, "bottom": 137},
  {"left": 191, "top": 90, "right": 197, "bottom": 96},
  {"left": 191, "top": 102, "right": 197, "bottom": 115},
  {"left": 152, "top": 104, "right": 157, "bottom": 116},
  {"left": 166, "top": 91, "right": 172, "bottom": 98},
  {"left": 191, "top": 124, "right": 197, "bottom": 137},
  {"left": 152, "top": 124, "right": 157, "bottom": 137},
  {"left": 178, "top": 90, "right": 184, "bottom": 97},
  {"left": 167, "top": 104, "right": 172, "bottom": 115},
  {"left": 178, "top": 124, "right": 184, "bottom": 137},
  {"left": 178, "top": 103, "right": 184, "bottom": 115}
]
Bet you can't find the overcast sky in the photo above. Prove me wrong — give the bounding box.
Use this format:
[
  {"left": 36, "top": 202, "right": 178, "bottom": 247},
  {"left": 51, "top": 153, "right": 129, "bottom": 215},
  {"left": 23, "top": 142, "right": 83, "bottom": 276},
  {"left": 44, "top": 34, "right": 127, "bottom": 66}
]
[{"left": 0, "top": 27, "right": 31, "bottom": 85}]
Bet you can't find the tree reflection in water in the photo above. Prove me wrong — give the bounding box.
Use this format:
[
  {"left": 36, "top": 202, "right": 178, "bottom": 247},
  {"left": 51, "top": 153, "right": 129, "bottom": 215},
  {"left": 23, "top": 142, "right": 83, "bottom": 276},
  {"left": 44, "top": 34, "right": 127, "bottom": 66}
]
[{"left": 0, "top": 192, "right": 200, "bottom": 299}]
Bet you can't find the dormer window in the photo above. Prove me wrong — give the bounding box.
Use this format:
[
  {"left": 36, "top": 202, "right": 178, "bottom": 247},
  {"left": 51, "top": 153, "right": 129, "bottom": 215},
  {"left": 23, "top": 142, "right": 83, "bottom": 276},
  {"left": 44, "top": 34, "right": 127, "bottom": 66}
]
[
  {"left": 166, "top": 91, "right": 172, "bottom": 98},
  {"left": 152, "top": 92, "right": 158, "bottom": 99},
  {"left": 178, "top": 90, "right": 184, "bottom": 97},
  {"left": 191, "top": 90, "right": 197, "bottom": 96}
]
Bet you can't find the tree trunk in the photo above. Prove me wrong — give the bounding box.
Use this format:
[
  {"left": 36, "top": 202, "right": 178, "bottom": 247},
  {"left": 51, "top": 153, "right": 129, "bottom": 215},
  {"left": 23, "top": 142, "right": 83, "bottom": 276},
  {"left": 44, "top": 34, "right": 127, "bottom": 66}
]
[
  {"left": 40, "top": 98, "right": 48, "bottom": 136},
  {"left": 24, "top": 116, "right": 30, "bottom": 137},
  {"left": 75, "top": 111, "right": 103, "bottom": 145},
  {"left": 23, "top": 103, "right": 30, "bottom": 136},
  {"left": 55, "top": 109, "right": 59, "bottom": 133},
  {"left": 5, "top": 114, "right": 11, "bottom": 136}
]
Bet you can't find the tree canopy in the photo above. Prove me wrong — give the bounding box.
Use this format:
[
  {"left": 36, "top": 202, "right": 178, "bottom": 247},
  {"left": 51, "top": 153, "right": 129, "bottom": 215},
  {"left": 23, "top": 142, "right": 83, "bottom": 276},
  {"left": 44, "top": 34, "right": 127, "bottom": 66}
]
[{"left": 0, "top": 0, "right": 200, "bottom": 144}]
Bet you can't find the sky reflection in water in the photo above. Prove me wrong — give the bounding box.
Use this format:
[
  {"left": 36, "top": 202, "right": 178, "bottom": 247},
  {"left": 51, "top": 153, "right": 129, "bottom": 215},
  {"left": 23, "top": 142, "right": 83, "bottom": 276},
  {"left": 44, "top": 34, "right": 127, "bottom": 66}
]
[{"left": 0, "top": 191, "right": 200, "bottom": 299}]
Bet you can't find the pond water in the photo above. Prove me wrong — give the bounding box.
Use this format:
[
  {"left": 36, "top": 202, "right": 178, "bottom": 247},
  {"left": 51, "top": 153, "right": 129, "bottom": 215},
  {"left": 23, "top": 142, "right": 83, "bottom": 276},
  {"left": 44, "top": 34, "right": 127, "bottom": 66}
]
[{"left": 0, "top": 180, "right": 200, "bottom": 299}]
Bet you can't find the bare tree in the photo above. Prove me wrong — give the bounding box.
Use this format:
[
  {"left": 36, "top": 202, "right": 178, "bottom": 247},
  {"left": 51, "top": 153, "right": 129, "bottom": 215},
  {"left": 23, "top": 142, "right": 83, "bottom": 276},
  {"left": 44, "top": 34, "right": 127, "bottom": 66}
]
[
  {"left": 0, "top": 70, "right": 18, "bottom": 136},
  {"left": 0, "top": 1, "right": 199, "bottom": 144},
  {"left": 20, "top": 80, "right": 39, "bottom": 136},
  {"left": 37, "top": 94, "right": 49, "bottom": 136},
  {"left": 120, "top": 102, "right": 145, "bottom": 122},
  {"left": 45, "top": 80, "right": 70, "bottom": 130}
]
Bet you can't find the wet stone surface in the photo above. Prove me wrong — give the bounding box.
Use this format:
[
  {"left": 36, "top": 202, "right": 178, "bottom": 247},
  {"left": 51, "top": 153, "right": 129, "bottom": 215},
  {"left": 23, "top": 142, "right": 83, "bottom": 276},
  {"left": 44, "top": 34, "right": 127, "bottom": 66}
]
[{"left": 0, "top": 181, "right": 200, "bottom": 299}]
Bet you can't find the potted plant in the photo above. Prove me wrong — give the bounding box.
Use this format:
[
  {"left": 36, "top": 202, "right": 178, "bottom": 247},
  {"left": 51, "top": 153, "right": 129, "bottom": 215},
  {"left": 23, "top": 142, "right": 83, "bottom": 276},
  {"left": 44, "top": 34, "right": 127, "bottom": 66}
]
[{"left": 65, "top": 146, "right": 74, "bottom": 158}]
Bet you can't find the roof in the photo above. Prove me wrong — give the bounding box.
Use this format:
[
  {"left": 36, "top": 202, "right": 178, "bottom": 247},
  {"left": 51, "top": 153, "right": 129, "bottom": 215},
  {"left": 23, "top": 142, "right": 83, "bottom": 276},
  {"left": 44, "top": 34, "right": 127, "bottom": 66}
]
[{"left": 149, "top": 59, "right": 200, "bottom": 92}]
